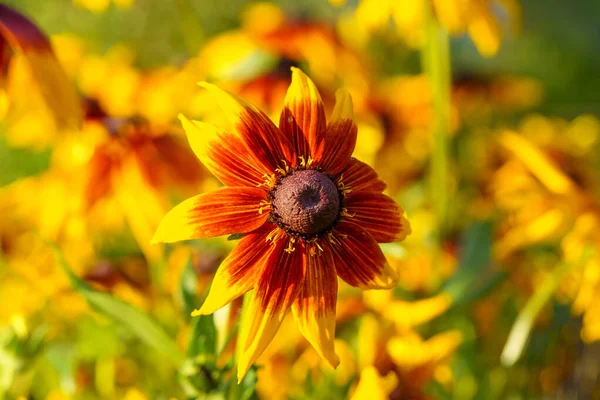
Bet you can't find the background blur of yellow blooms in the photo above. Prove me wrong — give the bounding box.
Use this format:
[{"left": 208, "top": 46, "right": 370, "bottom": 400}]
[{"left": 0, "top": 0, "right": 599, "bottom": 398}]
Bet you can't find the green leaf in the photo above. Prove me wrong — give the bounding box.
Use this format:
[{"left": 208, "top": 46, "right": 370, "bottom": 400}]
[
  {"left": 178, "top": 257, "right": 199, "bottom": 317},
  {"left": 443, "top": 221, "right": 494, "bottom": 305},
  {"left": 238, "top": 366, "right": 258, "bottom": 400},
  {"left": 49, "top": 243, "right": 185, "bottom": 368},
  {"left": 187, "top": 314, "right": 217, "bottom": 358},
  {"left": 178, "top": 257, "right": 218, "bottom": 357},
  {"left": 227, "top": 233, "right": 244, "bottom": 241}
]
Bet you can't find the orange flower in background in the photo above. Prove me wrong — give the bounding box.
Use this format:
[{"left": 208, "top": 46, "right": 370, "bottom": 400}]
[
  {"left": 0, "top": 4, "right": 82, "bottom": 146},
  {"left": 152, "top": 67, "right": 411, "bottom": 380}
]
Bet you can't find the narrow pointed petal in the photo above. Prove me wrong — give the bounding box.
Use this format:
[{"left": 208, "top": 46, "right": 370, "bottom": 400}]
[
  {"left": 328, "top": 221, "right": 398, "bottom": 289},
  {"left": 180, "top": 115, "right": 270, "bottom": 187},
  {"left": 338, "top": 157, "right": 386, "bottom": 193},
  {"left": 319, "top": 89, "right": 357, "bottom": 175},
  {"left": 192, "top": 230, "right": 275, "bottom": 316},
  {"left": 292, "top": 248, "right": 340, "bottom": 368},
  {"left": 199, "top": 82, "right": 295, "bottom": 173},
  {"left": 0, "top": 5, "right": 82, "bottom": 130},
  {"left": 279, "top": 67, "right": 326, "bottom": 165},
  {"left": 345, "top": 192, "right": 411, "bottom": 242},
  {"left": 237, "top": 240, "right": 305, "bottom": 381},
  {"left": 152, "top": 187, "right": 268, "bottom": 244}
]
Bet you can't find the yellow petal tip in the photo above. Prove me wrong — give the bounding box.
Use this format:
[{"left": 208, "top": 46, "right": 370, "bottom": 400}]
[
  {"left": 190, "top": 309, "right": 202, "bottom": 317},
  {"left": 150, "top": 232, "right": 162, "bottom": 245},
  {"left": 327, "top": 354, "right": 341, "bottom": 369},
  {"left": 198, "top": 81, "right": 216, "bottom": 91},
  {"left": 237, "top": 361, "right": 250, "bottom": 384}
]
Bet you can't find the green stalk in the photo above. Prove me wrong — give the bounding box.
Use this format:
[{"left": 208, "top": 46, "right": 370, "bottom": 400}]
[{"left": 421, "top": 3, "right": 451, "bottom": 239}]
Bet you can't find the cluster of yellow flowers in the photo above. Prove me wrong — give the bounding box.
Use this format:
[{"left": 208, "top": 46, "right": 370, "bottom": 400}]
[{"left": 0, "top": 1, "right": 598, "bottom": 399}]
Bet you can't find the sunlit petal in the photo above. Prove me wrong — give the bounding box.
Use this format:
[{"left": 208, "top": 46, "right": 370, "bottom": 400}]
[
  {"left": 279, "top": 67, "right": 326, "bottom": 165},
  {"left": 180, "top": 115, "right": 270, "bottom": 187},
  {"left": 192, "top": 230, "right": 276, "bottom": 315},
  {"left": 329, "top": 221, "right": 398, "bottom": 289},
  {"left": 346, "top": 192, "right": 411, "bottom": 242},
  {"left": 237, "top": 239, "right": 305, "bottom": 381},
  {"left": 320, "top": 89, "right": 357, "bottom": 175},
  {"left": 338, "top": 157, "right": 386, "bottom": 193},
  {"left": 199, "top": 82, "right": 295, "bottom": 172},
  {"left": 151, "top": 187, "right": 268, "bottom": 244},
  {"left": 292, "top": 247, "right": 339, "bottom": 369}
]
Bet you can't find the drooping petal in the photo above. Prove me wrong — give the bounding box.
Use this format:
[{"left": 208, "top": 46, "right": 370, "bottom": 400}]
[
  {"left": 199, "top": 82, "right": 296, "bottom": 173},
  {"left": 328, "top": 221, "right": 398, "bottom": 289},
  {"left": 345, "top": 192, "right": 411, "bottom": 242},
  {"left": 180, "top": 115, "right": 271, "bottom": 187},
  {"left": 151, "top": 187, "right": 268, "bottom": 244},
  {"left": 319, "top": 89, "right": 357, "bottom": 175},
  {"left": 0, "top": 4, "right": 82, "bottom": 130},
  {"left": 338, "top": 157, "right": 386, "bottom": 193},
  {"left": 192, "top": 230, "right": 276, "bottom": 315},
  {"left": 292, "top": 247, "right": 339, "bottom": 369},
  {"left": 279, "top": 67, "right": 326, "bottom": 165},
  {"left": 237, "top": 239, "right": 305, "bottom": 382}
]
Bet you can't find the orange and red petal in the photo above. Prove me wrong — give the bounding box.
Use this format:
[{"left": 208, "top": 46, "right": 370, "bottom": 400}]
[
  {"left": 192, "top": 230, "right": 277, "bottom": 316},
  {"left": 279, "top": 67, "right": 326, "bottom": 166},
  {"left": 180, "top": 115, "right": 271, "bottom": 187},
  {"left": 338, "top": 157, "right": 387, "bottom": 193},
  {"left": 199, "top": 82, "right": 296, "bottom": 174},
  {"left": 0, "top": 4, "right": 51, "bottom": 52},
  {"left": 328, "top": 221, "right": 398, "bottom": 290},
  {"left": 319, "top": 89, "right": 357, "bottom": 175},
  {"left": 237, "top": 237, "right": 305, "bottom": 381},
  {"left": 345, "top": 192, "right": 411, "bottom": 243},
  {"left": 151, "top": 187, "right": 268, "bottom": 244},
  {"left": 0, "top": 4, "right": 82, "bottom": 130},
  {"left": 292, "top": 246, "right": 340, "bottom": 369}
]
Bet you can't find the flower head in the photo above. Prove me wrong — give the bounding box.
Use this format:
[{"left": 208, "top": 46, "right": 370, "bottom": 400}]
[{"left": 152, "top": 67, "right": 411, "bottom": 381}]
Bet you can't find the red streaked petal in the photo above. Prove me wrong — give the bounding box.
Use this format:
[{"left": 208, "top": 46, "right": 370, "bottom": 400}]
[
  {"left": 0, "top": 5, "right": 82, "bottom": 130},
  {"left": 328, "top": 221, "right": 398, "bottom": 289},
  {"left": 192, "top": 230, "right": 275, "bottom": 315},
  {"left": 292, "top": 247, "right": 340, "bottom": 369},
  {"left": 279, "top": 67, "right": 326, "bottom": 166},
  {"left": 151, "top": 187, "right": 268, "bottom": 244},
  {"left": 199, "top": 82, "right": 295, "bottom": 173},
  {"left": 338, "top": 157, "right": 386, "bottom": 193},
  {"left": 180, "top": 115, "right": 270, "bottom": 187},
  {"left": 319, "top": 89, "right": 357, "bottom": 175},
  {"left": 237, "top": 239, "right": 305, "bottom": 381},
  {"left": 345, "top": 192, "right": 411, "bottom": 243}
]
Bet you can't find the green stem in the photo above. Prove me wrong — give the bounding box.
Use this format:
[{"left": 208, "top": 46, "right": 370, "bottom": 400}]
[{"left": 422, "top": 4, "right": 451, "bottom": 240}]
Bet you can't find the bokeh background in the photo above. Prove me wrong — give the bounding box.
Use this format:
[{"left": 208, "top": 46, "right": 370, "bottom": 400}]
[{"left": 1, "top": 0, "right": 600, "bottom": 399}]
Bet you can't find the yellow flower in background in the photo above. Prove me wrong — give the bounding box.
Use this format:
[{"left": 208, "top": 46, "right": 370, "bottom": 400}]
[
  {"left": 489, "top": 115, "right": 597, "bottom": 260},
  {"left": 350, "top": 366, "right": 398, "bottom": 400},
  {"left": 72, "top": 0, "right": 134, "bottom": 14},
  {"left": 336, "top": 0, "right": 520, "bottom": 56}
]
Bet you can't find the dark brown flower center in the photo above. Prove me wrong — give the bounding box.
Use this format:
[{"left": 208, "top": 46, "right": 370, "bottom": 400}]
[{"left": 270, "top": 169, "right": 341, "bottom": 237}]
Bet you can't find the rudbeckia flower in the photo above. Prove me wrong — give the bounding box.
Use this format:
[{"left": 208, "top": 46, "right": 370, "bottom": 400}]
[{"left": 152, "top": 67, "right": 411, "bottom": 380}]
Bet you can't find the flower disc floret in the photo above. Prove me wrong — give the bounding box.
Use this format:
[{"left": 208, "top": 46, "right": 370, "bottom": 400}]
[{"left": 270, "top": 169, "right": 341, "bottom": 237}]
